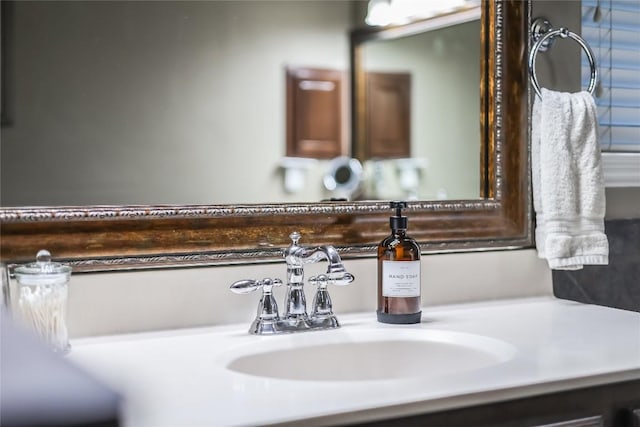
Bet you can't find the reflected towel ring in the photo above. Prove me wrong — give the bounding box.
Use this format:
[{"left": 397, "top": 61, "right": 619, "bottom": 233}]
[{"left": 529, "top": 26, "right": 598, "bottom": 98}]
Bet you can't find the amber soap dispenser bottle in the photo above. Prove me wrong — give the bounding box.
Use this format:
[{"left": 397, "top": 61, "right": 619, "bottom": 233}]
[{"left": 377, "top": 201, "right": 421, "bottom": 324}]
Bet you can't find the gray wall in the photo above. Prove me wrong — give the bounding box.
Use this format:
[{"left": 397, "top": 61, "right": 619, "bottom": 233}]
[{"left": 553, "top": 219, "right": 640, "bottom": 312}]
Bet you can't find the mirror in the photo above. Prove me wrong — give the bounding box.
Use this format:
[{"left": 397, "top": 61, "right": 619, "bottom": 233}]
[
  {"left": 0, "top": 0, "right": 532, "bottom": 271},
  {"left": 3, "top": 0, "right": 480, "bottom": 206},
  {"left": 352, "top": 6, "right": 482, "bottom": 201}
]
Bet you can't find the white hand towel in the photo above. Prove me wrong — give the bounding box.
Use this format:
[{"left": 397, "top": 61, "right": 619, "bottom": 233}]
[{"left": 532, "top": 88, "right": 609, "bottom": 270}]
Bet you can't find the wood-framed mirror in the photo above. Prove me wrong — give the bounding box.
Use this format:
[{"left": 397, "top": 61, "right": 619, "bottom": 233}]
[{"left": 0, "top": 0, "right": 531, "bottom": 272}]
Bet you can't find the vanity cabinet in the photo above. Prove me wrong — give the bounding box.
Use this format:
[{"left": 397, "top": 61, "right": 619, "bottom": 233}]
[{"left": 351, "top": 379, "right": 640, "bottom": 427}]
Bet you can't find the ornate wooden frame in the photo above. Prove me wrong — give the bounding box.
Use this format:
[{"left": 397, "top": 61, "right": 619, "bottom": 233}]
[{"left": 0, "top": 0, "right": 531, "bottom": 272}]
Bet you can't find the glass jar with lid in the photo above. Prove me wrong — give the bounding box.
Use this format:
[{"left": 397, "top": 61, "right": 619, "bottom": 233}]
[{"left": 14, "top": 249, "right": 72, "bottom": 354}]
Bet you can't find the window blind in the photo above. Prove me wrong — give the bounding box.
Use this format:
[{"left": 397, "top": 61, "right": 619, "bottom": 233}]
[{"left": 581, "top": 0, "right": 640, "bottom": 152}]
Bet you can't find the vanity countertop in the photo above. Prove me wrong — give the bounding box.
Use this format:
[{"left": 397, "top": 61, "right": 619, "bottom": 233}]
[{"left": 69, "top": 297, "right": 640, "bottom": 427}]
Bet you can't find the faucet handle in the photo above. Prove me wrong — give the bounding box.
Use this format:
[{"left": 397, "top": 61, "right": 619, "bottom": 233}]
[
  {"left": 230, "top": 278, "right": 283, "bottom": 335},
  {"left": 309, "top": 272, "right": 354, "bottom": 287},
  {"left": 308, "top": 274, "right": 347, "bottom": 328},
  {"left": 230, "top": 277, "right": 283, "bottom": 294}
]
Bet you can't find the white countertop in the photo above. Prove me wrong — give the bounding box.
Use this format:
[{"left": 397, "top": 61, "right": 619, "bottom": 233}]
[{"left": 69, "top": 297, "right": 640, "bottom": 427}]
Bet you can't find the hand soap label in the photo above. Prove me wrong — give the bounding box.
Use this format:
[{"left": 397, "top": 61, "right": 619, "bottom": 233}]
[{"left": 382, "top": 260, "right": 421, "bottom": 297}]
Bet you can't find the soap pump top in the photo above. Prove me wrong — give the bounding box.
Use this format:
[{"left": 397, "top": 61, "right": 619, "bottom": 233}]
[{"left": 389, "top": 201, "right": 408, "bottom": 231}]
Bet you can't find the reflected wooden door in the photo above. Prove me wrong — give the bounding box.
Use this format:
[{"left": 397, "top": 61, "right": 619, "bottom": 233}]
[{"left": 365, "top": 71, "right": 411, "bottom": 159}]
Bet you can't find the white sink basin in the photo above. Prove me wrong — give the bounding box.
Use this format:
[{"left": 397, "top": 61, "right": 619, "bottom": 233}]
[{"left": 222, "top": 329, "right": 516, "bottom": 382}]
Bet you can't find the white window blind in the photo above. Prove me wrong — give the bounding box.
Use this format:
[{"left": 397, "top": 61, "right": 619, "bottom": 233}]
[{"left": 581, "top": 0, "right": 640, "bottom": 152}]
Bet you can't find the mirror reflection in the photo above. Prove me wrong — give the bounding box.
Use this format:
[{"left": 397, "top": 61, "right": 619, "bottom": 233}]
[
  {"left": 1, "top": 0, "right": 481, "bottom": 206},
  {"left": 353, "top": 9, "right": 481, "bottom": 200}
]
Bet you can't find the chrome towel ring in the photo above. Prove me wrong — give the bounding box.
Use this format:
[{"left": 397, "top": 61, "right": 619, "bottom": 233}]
[{"left": 529, "top": 18, "right": 598, "bottom": 99}]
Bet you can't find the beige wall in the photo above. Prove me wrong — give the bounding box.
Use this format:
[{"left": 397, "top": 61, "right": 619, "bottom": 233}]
[
  {"left": 605, "top": 188, "right": 640, "bottom": 219},
  {"left": 531, "top": 0, "right": 582, "bottom": 93},
  {"left": 1, "top": 1, "right": 354, "bottom": 206}
]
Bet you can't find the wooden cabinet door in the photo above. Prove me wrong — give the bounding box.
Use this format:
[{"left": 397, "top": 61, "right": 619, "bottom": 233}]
[{"left": 286, "top": 67, "right": 345, "bottom": 159}]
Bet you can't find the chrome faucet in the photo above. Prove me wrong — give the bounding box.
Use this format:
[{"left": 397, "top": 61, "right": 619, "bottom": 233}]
[{"left": 230, "top": 231, "right": 354, "bottom": 335}]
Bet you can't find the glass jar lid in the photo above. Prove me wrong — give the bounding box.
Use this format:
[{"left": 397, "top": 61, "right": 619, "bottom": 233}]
[{"left": 14, "top": 249, "right": 72, "bottom": 285}]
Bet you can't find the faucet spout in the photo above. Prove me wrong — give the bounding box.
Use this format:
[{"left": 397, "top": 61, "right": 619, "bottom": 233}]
[
  {"left": 303, "top": 246, "right": 355, "bottom": 285},
  {"left": 284, "top": 233, "right": 349, "bottom": 276},
  {"left": 301, "top": 246, "right": 344, "bottom": 272}
]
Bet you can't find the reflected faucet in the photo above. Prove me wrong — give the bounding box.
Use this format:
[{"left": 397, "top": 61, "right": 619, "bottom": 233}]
[{"left": 230, "top": 231, "right": 355, "bottom": 335}]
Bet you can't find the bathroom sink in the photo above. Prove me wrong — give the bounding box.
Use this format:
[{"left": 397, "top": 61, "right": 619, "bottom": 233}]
[{"left": 222, "top": 329, "right": 516, "bottom": 382}]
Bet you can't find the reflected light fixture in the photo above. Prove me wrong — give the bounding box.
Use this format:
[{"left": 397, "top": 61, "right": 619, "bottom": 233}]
[{"left": 365, "top": 0, "right": 477, "bottom": 26}]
